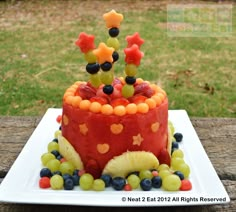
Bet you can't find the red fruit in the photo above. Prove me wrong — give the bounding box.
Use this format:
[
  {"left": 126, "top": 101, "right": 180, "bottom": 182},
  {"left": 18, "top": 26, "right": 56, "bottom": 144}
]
[
  {"left": 85, "top": 159, "right": 102, "bottom": 179},
  {"left": 76, "top": 84, "right": 96, "bottom": 99},
  {"left": 158, "top": 148, "right": 171, "bottom": 166},
  {"left": 152, "top": 170, "right": 159, "bottom": 177},
  {"left": 110, "top": 97, "right": 130, "bottom": 107},
  {"left": 134, "top": 82, "right": 154, "bottom": 97},
  {"left": 110, "top": 84, "right": 122, "bottom": 100},
  {"left": 180, "top": 179, "right": 192, "bottom": 191},
  {"left": 78, "top": 170, "right": 86, "bottom": 176},
  {"left": 56, "top": 115, "right": 62, "bottom": 124},
  {"left": 129, "top": 95, "right": 147, "bottom": 104},
  {"left": 112, "top": 77, "right": 123, "bottom": 86},
  {"left": 124, "top": 184, "right": 132, "bottom": 191},
  {"left": 39, "top": 177, "right": 50, "bottom": 189},
  {"left": 90, "top": 96, "right": 108, "bottom": 105}
]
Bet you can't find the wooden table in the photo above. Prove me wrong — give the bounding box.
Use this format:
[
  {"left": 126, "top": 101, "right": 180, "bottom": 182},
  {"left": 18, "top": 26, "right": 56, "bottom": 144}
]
[{"left": 0, "top": 116, "right": 235, "bottom": 211}]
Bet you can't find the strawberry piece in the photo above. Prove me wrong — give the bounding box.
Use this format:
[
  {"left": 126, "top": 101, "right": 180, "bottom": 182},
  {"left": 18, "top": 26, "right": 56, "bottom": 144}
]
[
  {"left": 76, "top": 84, "right": 96, "bottom": 99},
  {"left": 180, "top": 179, "right": 192, "bottom": 191},
  {"left": 134, "top": 82, "right": 154, "bottom": 97},
  {"left": 129, "top": 95, "right": 147, "bottom": 104},
  {"left": 85, "top": 159, "right": 102, "bottom": 179},
  {"left": 158, "top": 148, "right": 171, "bottom": 166},
  {"left": 111, "top": 97, "right": 130, "bottom": 107},
  {"left": 124, "top": 184, "right": 132, "bottom": 191},
  {"left": 39, "top": 177, "right": 50, "bottom": 189},
  {"left": 90, "top": 96, "right": 108, "bottom": 105},
  {"left": 56, "top": 115, "right": 62, "bottom": 124}
]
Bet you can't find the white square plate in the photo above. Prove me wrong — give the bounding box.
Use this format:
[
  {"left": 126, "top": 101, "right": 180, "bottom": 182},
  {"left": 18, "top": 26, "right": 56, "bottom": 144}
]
[{"left": 0, "top": 109, "right": 230, "bottom": 206}]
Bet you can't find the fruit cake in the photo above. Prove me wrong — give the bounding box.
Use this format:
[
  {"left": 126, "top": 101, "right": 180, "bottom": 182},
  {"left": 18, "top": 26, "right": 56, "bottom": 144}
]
[
  {"left": 59, "top": 10, "right": 171, "bottom": 179},
  {"left": 39, "top": 10, "right": 192, "bottom": 192}
]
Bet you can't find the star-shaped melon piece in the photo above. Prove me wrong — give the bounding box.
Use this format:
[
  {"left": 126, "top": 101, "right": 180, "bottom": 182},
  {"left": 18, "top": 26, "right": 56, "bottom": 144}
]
[
  {"left": 75, "top": 32, "right": 96, "bottom": 53},
  {"left": 93, "top": 42, "right": 114, "bottom": 64},
  {"left": 126, "top": 32, "right": 144, "bottom": 48},
  {"left": 103, "top": 9, "right": 123, "bottom": 28},
  {"left": 124, "top": 44, "right": 144, "bottom": 66}
]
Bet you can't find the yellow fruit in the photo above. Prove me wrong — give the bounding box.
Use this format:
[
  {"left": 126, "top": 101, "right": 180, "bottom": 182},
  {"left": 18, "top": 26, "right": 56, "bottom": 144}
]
[
  {"left": 168, "top": 120, "right": 175, "bottom": 135},
  {"left": 167, "top": 125, "right": 172, "bottom": 155},
  {"left": 58, "top": 135, "right": 84, "bottom": 170},
  {"left": 102, "top": 151, "right": 159, "bottom": 178}
]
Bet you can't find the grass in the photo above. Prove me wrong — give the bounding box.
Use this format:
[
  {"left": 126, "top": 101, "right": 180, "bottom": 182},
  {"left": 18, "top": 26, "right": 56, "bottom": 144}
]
[{"left": 0, "top": 0, "right": 235, "bottom": 117}]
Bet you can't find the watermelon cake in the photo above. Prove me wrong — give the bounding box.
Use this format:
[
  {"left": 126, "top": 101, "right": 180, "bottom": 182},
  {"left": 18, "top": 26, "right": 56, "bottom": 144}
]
[{"left": 39, "top": 10, "right": 191, "bottom": 192}]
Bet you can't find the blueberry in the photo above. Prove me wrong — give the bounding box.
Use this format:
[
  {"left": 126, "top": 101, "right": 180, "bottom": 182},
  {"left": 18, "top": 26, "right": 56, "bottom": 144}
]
[
  {"left": 51, "top": 150, "right": 60, "bottom": 157},
  {"left": 174, "top": 133, "right": 183, "bottom": 142},
  {"left": 151, "top": 176, "right": 162, "bottom": 188},
  {"left": 73, "top": 169, "right": 79, "bottom": 176},
  {"left": 140, "top": 178, "right": 152, "bottom": 191},
  {"left": 56, "top": 154, "right": 63, "bottom": 160},
  {"left": 64, "top": 178, "right": 74, "bottom": 190},
  {"left": 109, "top": 27, "right": 119, "bottom": 37},
  {"left": 100, "top": 174, "right": 112, "bottom": 187},
  {"left": 112, "top": 51, "right": 119, "bottom": 62},
  {"left": 86, "top": 63, "right": 100, "bottom": 74},
  {"left": 52, "top": 171, "right": 62, "bottom": 176},
  {"left": 40, "top": 168, "right": 52, "bottom": 178},
  {"left": 172, "top": 142, "right": 179, "bottom": 149},
  {"left": 72, "top": 174, "right": 80, "bottom": 186},
  {"left": 125, "top": 76, "right": 136, "bottom": 85},
  {"left": 103, "top": 85, "right": 114, "bottom": 95},
  {"left": 52, "top": 138, "right": 58, "bottom": 143},
  {"left": 126, "top": 171, "right": 139, "bottom": 178},
  {"left": 174, "top": 171, "right": 184, "bottom": 180},
  {"left": 101, "top": 62, "right": 112, "bottom": 71},
  {"left": 111, "top": 177, "right": 126, "bottom": 190},
  {"left": 62, "top": 174, "right": 73, "bottom": 182}
]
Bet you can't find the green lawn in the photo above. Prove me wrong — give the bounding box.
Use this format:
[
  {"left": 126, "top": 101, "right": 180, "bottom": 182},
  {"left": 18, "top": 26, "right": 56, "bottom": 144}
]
[{"left": 0, "top": 0, "right": 235, "bottom": 117}]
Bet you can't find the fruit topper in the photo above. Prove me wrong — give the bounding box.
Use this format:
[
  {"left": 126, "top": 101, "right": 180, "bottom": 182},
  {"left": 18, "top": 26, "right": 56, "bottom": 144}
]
[{"left": 75, "top": 10, "right": 144, "bottom": 96}]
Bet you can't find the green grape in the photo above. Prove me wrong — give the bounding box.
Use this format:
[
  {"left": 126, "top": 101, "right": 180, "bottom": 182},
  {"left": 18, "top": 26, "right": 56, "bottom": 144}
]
[
  {"left": 90, "top": 73, "right": 102, "bottom": 88},
  {"left": 100, "top": 71, "right": 114, "bottom": 85},
  {"left": 54, "top": 130, "right": 61, "bottom": 138},
  {"left": 79, "top": 173, "right": 94, "bottom": 190},
  {"left": 125, "top": 64, "right": 137, "bottom": 77},
  {"left": 162, "top": 174, "right": 181, "bottom": 191},
  {"left": 170, "top": 157, "right": 185, "bottom": 170},
  {"left": 47, "top": 141, "right": 59, "bottom": 152},
  {"left": 84, "top": 50, "right": 97, "bottom": 63},
  {"left": 46, "top": 159, "right": 60, "bottom": 172},
  {"left": 59, "top": 161, "right": 75, "bottom": 175},
  {"left": 177, "top": 163, "right": 190, "bottom": 178},
  {"left": 92, "top": 179, "right": 105, "bottom": 191},
  {"left": 121, "top": 84, "right": 134, "bottom": 98},
  {"left": 127, "top": 174, "right": 140, "bottom": 189},
  {"left": 139, "top": 170, "right": 153, "bottom": 180},
  {"left": 172, "top": 149, "right": 184, "bottom": 158},
  {"left": 157, "top": 164, "right": 170, "bottom": 171},
  {"left": 41, "top": 152, "right": 56, "bottom": 166},
  {"left": 107, "top": 37, "right": 120, "bottom": 50},
  {"left": 50, "top": 174, "right": 64, "bottom": 190},
  {"left": 158, "top": 169, "right": 172, "bottom": 180}
]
